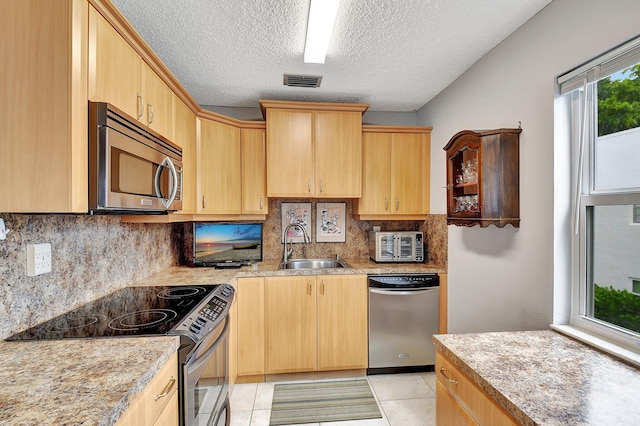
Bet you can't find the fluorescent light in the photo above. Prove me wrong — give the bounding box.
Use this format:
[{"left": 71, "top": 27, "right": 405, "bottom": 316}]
[{"left": 303, "top": 0, "right": 340, "bottom": 64}]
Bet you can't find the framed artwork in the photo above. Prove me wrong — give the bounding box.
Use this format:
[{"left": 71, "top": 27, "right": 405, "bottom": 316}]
[
  {"left": 281, "top": 202, "right": 312, "bottom": 243},
  {"left": 316, "top": 202, "right": 346, "bottom": 243}
]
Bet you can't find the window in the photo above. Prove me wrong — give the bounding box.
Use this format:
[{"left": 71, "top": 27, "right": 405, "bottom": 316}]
[{"left": 558, "top": 35, "right": 640, "bottom": 354}]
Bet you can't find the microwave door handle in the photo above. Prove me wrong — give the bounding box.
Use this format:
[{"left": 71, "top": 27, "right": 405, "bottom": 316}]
[{"left": 154, "top": 157, "right": 178, "bottom": 208}]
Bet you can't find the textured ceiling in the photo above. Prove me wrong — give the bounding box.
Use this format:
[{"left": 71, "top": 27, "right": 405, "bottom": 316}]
[{"left": 111, "top": 0, "right": 552, "bottom": 112}]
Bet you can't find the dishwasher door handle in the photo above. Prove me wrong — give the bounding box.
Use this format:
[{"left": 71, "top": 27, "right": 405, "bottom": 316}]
[{"left": 369, "top": 287, "right": 439, "bottom": 296}]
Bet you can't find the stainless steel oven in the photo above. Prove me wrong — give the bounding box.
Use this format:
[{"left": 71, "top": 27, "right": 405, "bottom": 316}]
[
  {"left": 89, "top": 101, "right": 183, "bottom": 214},
  {"left": 180, "top": 303, "right": 230, "bottom": 426},
  {"left": 6, "top": 284, "right": 234, "bottom": 426}
]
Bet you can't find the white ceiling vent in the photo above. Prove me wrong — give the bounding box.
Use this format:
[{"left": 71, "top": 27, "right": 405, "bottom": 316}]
[{"left": 283, "top": 74, "right": 323, "bottom": 88}]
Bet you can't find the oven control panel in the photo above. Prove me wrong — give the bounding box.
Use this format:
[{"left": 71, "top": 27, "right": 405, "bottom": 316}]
[{"left": 172, "top": 284, "right": 235, "bottom": 339}]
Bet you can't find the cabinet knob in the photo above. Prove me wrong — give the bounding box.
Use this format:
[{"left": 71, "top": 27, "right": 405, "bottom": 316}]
[
  {"left": 136, "top": 94, "right": 144, "bottom": 120},
  {"left": 439, "top": 368, "right": 458, "bottom": 385},
  {"left": 154, "top": 377, "right": 176, "bottom": 401},
  {"left": 147, "top": 103, "right": 154, "bottom": 125}
]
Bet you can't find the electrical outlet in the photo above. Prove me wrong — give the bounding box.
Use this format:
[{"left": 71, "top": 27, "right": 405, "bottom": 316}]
[{"left": 27, "top": 243, "right": 52, "bottom": 277}]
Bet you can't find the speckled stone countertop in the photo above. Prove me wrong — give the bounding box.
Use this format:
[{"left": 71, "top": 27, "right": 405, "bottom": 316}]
[
  {"left": 0, "top": 336, "right": 179, "bottom": 426},
  {"left": 433, "top": 330, "right": 640, "bottom": 426},
  {"left": 130, "top": 258, "right": 446, "bottom": 287}
]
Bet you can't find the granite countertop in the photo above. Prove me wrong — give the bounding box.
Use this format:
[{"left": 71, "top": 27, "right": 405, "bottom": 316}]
[
  {"left": 130, "top": 258, "right": 447, "bottom": 287},
  {"left": 433, "top": 330, "right": 640, "bottom": 426},
  {"left": 0, "top": 336, "right": 179, "bottom": 426}
]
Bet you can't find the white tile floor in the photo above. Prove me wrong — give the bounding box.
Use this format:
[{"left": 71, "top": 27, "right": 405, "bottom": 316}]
[{"left": 230, "top": 372, "right": 437, "bottom": 426}]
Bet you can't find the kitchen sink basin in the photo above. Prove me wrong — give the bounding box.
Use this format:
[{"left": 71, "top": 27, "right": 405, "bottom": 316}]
[{"left": 278, "top": 258, "right": 351, "bottom": 270}]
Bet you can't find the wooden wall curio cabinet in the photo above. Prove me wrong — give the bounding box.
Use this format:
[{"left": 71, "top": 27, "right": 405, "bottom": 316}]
[{"left": 443, "top": 128, "right": 521, "bottom": 228}]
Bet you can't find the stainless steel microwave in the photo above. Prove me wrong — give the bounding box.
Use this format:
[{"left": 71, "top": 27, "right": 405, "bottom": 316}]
[
  {"left": 369, "top": 231, "right": 424, "bottom": 263},
  {"left": 88, "top": 102, "right": 182, "bottom": 214}
]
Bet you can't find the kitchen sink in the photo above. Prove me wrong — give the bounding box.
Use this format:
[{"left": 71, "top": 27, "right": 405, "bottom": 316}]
[{"left": 278, "top": 258, "right": 351, "bottom": 270}]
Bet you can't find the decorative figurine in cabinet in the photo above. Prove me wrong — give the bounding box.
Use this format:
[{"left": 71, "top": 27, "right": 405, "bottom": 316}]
[{"left": 443, "top": 128, "right": 521, "bottom": 228}]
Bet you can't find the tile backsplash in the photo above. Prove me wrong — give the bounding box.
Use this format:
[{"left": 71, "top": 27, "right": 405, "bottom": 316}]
[{"left": 0, "top": 214, "right": 181, "bottom": 339}]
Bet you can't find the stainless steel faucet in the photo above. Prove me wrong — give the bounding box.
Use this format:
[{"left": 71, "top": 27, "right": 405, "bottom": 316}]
[{"left": 282, "top": 223, "right": 311, "bottom": 263}]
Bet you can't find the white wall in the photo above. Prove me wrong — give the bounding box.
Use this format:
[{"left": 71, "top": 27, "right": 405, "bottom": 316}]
[{"left": 417, "top": 0, "right": 640, "bottom": 333}]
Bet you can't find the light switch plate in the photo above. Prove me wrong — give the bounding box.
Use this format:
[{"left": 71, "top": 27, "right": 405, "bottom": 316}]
[{"left": 27, "top": 243, "right": 52, "bottom": 276}]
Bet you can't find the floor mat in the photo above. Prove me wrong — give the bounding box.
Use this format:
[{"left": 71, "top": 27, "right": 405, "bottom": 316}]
[{"left": 269, "top": 379, "right": 382, "bottom": 425}]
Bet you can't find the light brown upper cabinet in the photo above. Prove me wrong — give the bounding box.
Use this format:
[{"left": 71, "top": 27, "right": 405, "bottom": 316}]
[
  {"left": 354, "top": 126, "right": 432, "bottom": 220},
  {"left": 0, "top": 0, "right": 89, "bottom": 213},
  {"left": 260, "top": 100, "right": 368, "bottom": 198},
  {"left": 197, "top": 118, "right": 242, "bottom": 214},
  {"left": 241, "top": 128, "right": 268, "bottom": 214},
  {"left": 89, "top": 6, "right": 172, "bottom": 139}
]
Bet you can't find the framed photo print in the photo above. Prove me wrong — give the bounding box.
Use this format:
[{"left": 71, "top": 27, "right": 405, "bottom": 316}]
[
  {"left": 316, "top": 202, "right": 346, "bottom": 243},
  {"left": 281, "top": 202, "right": 312, "bottom": 243}
]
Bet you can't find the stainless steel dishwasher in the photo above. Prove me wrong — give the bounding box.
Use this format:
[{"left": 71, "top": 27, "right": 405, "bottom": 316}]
[{"left": 368, "top": 273, "right": 440, "bottom": 374}]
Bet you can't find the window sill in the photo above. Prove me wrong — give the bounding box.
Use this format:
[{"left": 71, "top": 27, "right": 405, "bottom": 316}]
[{"left": 551, "top": 324, "right": 640, "bottom": 368}]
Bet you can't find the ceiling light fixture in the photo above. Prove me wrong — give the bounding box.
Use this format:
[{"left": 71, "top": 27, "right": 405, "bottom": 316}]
[{"left": 303, "top": 0, "right": 340, "bottom": 64}]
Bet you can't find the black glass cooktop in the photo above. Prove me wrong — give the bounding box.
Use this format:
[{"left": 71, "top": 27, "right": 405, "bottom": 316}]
[{"left": 6, "top": 285, "right": 217, "bottom": 341}]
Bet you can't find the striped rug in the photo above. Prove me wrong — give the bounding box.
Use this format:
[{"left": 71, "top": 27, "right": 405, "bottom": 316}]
[{"left": 269, "top": 379, "right": 382, "bottom": 425}]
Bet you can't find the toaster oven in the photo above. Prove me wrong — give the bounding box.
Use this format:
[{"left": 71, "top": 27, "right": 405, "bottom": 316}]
[{"left": 368, "top": 231, "right": 424, "bottom": 263}]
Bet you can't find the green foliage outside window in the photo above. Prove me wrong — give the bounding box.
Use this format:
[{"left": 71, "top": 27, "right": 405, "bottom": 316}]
[
  {"left": 594, "top": 284, "right": 640, "bottom": 333},
  {"left": 597, "top": 64, "right": 640, "bottom": 136}
]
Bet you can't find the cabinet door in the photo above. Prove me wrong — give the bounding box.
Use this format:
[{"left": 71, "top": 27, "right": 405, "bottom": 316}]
[
  {"left": 391, "top": 133, "right": 424, "bottom": 214},
  {"left": 141, "top": 61, "right": 173, "bottom": 139},
  {"left": 315, "top": 111, "right": 362, "bottom": 197},
  {"left": 357, "top": 133, "right": 392, "bottom": 214},
  {"left": 171, "top": 94, "right": 196, "bottom": 214},
  {"left": 236, "top": 277, "right": 265, "bottom": 377},
  {"left": 1, "top": 0, "right": 88, "bottom": 213},
  {"left": 317, "top": 275, "right": 368, "bottom": 371},
  {"left": 198, "top": 118, "right": 241, "bottom": 214},
  {"left": 265, "top": 276, "right": 317, "bottom": 373},
  {"left": 241, "top": 129, "right": 268, "bottom": 214},
  {"left": 266, "top": 109, "right": 314, "bottom": 197},
  {"left": 436, "top": 380, "right": 478, "bottom": 426},
  {"left": 89, "top": 5, "right": 141, "bottom": 120}
]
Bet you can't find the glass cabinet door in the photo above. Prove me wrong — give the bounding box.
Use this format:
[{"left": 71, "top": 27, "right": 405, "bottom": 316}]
[{"left": 447, "top": 141, "right": 480, "bottom": 219}]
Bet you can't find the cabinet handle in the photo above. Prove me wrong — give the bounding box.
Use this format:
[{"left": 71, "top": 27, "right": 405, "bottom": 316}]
[
  {"left": 320, "top": 179, "right": 323, "bottom": 193},
  {"left": 202, "top": 195, "right": 206, "bottom": 209},
  {"left": 307, "top": 179, "right": 311, "bottom": 193},
  {"left": 147, "top": 103, "right": 154, "bottom": 125},
  {"left": 320, "top": 280, "right": 325, "bottom": 295},
  {"left": 259, "top": 197, "right": 264, "bottom": 210},
  {"left": 385, "top": 197, "right": 388, "bottom": 211},
  {"left": 439, "top": 368, "right": 458, "bottom": 385},
  {"left": 307, "top": 281, "right": 312, "bottom": 295},
  {"left": 154, "top": 377, "right": 176, "bottom": 401},
  {"left": 136, "top": 94, "right": 144, "bottom": 120},
  {"left": 396, "top": 197, "right": 399, "bottom": 211}
]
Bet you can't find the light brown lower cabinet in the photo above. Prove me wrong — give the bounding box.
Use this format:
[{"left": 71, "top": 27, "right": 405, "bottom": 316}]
[
  {"left": 236, "top": 277, "right": 265, "bottom": 380},
  {"left": 263, "top": 274, "right": 368, "bottom": 375},
  {"left": 116, "top": 352, "right": 178, "bottom": 426},
  {"left": 436, "top": 351, "right": 519, "bottom": 426}
]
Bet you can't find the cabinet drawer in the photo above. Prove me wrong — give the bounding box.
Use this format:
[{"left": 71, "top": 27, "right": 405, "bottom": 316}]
[
  {"left": 116, "top": 352, "right": 178, "bottom": 426},
  {"left": 436, "top": 352, "right": 518, "bottom": 426}
]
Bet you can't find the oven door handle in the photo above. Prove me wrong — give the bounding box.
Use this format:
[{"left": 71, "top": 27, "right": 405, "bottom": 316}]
[
  {"left": 186, "top": 318, "right": 229, "bottom": 375},
  {"left": 154, "top": 156, "right": 178, "bottom": 208},
  {"left": 369, "top": 287, "right": 439, "bottom": 296}
]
